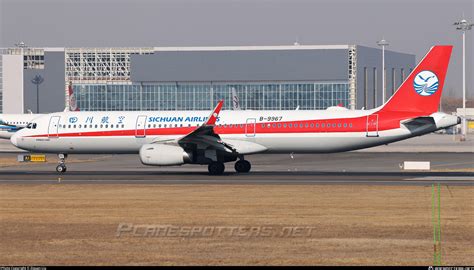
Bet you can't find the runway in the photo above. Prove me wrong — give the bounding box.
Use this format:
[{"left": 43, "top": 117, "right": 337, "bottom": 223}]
[
  {"left": 0, "top": 152, "right": 472, "bottom": 185},
  {"left": 0, "top": 171, "right": 472, "bottom": 185}
]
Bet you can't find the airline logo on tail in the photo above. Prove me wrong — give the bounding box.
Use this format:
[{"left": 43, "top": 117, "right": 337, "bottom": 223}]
[
  {"left": 413, "top": 70, "right": 439, "bottom": 96},
  {"left": 68, "top": 82, "right": 80, "bottom": 111},
  {"left": 231, "top": 88, "right": 241, "bottom": 110}
]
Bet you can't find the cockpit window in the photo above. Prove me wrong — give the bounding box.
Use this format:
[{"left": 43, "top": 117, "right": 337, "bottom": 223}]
[{"left": 27, "top": 123, "right": 37, "bottom": 129}]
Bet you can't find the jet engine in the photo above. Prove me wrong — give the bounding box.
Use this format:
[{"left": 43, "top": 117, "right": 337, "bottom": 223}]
[{"left": 139, "top": 144, "right": 193, "bottom": 166}]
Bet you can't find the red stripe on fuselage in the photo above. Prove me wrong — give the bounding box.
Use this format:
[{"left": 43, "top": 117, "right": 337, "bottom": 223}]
[{"left": 26, "top": 112, "right": 419, "bottom": 138}]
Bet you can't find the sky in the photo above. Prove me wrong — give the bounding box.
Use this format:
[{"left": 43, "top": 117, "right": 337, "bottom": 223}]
[{"left": 0, "top": 0, "right": 472, "bottom": 98}]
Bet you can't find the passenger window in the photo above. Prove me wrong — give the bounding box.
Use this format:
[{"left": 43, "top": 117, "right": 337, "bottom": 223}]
[
  {"left": 322, "top": 123, "right": 325, "bottom": 128},
  {"left": 68, "top": 125, "right": 71, "bottom": 128},
  {"left": 272, "top": 123, "right": 276, "bottom": 128},
  {"left": 95, "top": 125, "right": 98, "bottom": 128},
  {"left": 89, "top": 125, "right": 93, "bottom": 128},
  {"left": 344, "top": 123, "right": 347, "bottom": 128},
  {"left": 159, "top": 124, "right": 162, "bottom": 128},
  {"left": 299, "top": 124, "right": 303, "bottom": 128},
  {"left": 305, "top": 123, "right": 309, "bottom": 128},
  {"left": 289, "top": 123, "right": 293, "bottom": 128},
  {"left": 332, "top": 123, "right": 336, "bottom": 128},
  {"left": 73, "top": 125, "right": 76, "bottom": 128},
  {"left": 111, "top": 124, "right": 114, "bottom": 128},
  {"left": 316, "top": 123, "right": 319, "bottom": 128},
  {"left": 283, "top": 124, "right": 287, "bottom": 128},
  {"left": 261, "top": 124, "right": 265, "bottom": 128},
  {"left": 153, "top": 124, "right": 156, "bottom": 128},
  {"left": 78, "top": 124, "right": 82, "bottom": 128},
  {"left": 310, "top": 123, "right": 314, "bottom": 128},
  {"left": 121, "top": 124, "right": 124, "bottom": 128},
  {"left": 278, "top": 123, "right": 281, "bottom": 128},
  {"left": 338, "top": 123, "right": 341, "bottom": 128},
  {"left": 349, "top": 123, "right": 353, "bottom": 128}
]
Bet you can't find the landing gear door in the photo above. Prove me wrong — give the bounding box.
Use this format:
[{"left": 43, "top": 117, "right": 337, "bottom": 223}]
[
  {"left": 366, "top": 114, "right": 379, "bottom": 137},
  {"left": 135, "top": 115, "right": 147, "bottom": 138},
  {"left": 245, "top": 118, "right": 256, "bottom": 137},
  {"left": 48, "top": 116, "right": 60, "bottom": 138}
]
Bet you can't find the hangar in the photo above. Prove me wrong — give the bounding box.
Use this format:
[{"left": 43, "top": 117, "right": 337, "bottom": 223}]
[{"left": 0, "top": 45, "right": 415, "bottom": 113}]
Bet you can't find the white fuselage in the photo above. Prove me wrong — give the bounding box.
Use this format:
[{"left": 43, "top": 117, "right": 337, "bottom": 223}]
[{"left": 10, "top": 109, "right": 458, "bottom": 154}]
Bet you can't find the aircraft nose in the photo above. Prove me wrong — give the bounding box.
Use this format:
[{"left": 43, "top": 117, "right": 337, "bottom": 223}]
[{"left": 10, "top": 133, "right": 19, "bottom": 147}]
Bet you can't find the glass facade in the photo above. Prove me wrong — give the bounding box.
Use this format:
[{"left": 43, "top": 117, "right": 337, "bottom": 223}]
[{"left": 74, "top": 82, "right": 349, "bottom": 111}]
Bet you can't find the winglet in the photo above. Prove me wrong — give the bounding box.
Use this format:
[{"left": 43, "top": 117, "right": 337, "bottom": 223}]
[{"left": 205, "top": 100, "right": 224, "bottom": 125}]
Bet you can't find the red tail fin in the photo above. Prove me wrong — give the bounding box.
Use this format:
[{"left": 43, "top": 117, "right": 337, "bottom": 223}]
[
  {"left": 379, "top": 45, "right": 452, "bottom": 115},
  {"left": 68, "top": 82, "right": 80, "bottom": 111}
]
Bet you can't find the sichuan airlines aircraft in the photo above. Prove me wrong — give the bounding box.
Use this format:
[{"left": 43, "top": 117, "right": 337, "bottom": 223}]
[{"left": 11, "top": 46, "right": 460, "bottom": 175}]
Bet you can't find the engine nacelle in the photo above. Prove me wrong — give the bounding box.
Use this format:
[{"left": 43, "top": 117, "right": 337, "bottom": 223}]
[{"left": 139, "top": 144, "right": 192, "bottom": 166}]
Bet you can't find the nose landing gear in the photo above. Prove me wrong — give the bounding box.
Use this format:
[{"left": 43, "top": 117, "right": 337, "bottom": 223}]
[{"left": 56, "top": 153, "right": 67, "bottom": 173}]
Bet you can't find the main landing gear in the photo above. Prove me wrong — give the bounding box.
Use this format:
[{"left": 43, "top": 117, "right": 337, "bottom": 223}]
[
  {"left": 234, "top": 159, "right": 251, "bottom": 173},
  {"left": 208, "top": 162, "right": 225, "bottom": 175},
  {"left": 56, "top": 153, "right": 67, "bottom": 173},
  {"left": 207, "top": 159, "right": 252, "bottom": 175}
]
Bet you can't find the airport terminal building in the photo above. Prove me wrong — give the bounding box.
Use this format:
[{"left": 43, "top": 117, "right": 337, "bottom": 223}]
[{"left": 0, "top": 45, "right": 415, "bottom": 113}]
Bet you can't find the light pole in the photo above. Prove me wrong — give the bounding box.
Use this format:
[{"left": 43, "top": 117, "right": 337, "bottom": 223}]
[
  {"left": 377, "top": 39, "right": 389, "bottom": 104},
  {"left": 454, "top": 19, "right": 473, "bottom": 140},
  {"left": 31, "top": 75, "right": 44, "bottom": 113}
]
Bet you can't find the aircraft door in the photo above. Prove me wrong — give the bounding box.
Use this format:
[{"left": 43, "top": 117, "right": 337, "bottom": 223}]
[
  {"left": 245, "top": 118, "right": 256, "bottom": 137},
  {"left": 135, "top": 115, "right": 147, "bottom": 138},
  {"left": 366, "top": 114, "right": 379, "bottom": 137},
  {"left": 48, "top": 116, "right": 60, "bottom": 138}
]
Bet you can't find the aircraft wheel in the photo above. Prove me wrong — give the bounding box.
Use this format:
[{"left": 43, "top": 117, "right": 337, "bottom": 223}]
[
  {"left": 235, "top": 160, "right": 251, "bottom": 173},
  {"left": 208, "top": 162, "right": 225, "bottom": 175},
  {"left": 56, "top": 164, "right": 67, "bottom": 173}
]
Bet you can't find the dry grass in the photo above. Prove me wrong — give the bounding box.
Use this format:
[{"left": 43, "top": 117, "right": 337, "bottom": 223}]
[{"left": 0, "top": 184, "right": 472, "bottom": 265}]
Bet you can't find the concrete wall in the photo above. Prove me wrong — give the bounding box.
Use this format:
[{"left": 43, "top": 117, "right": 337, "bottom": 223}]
[
  {"left": 23, "top": 51, "right": 65, "bottom": 113},
  {"left": 356, "top": 46, "right": 415, "bottom": 110},
  {"left": 131, "top": 49, "right": 349, "bottom": 83},
  {"left": 2, "top": 55, "right": 24, "bottom": 114}
]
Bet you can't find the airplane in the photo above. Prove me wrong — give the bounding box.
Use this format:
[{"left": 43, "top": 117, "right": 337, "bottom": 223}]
[
  {"left": 11, "top": 46, "right": 460, "bottom": 175},
  {"left": 0, "top": 114, "right": 43, "bottom": 139},
  {"left": 0, "top": 82, "right": 78, "bottom": 140}
]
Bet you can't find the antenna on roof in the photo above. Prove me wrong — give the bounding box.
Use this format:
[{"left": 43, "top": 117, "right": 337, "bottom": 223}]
[{"left": 294, "top": 36, "right": 300, "bottom": 46}]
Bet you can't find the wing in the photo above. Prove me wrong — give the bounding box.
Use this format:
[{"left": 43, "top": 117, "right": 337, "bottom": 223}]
[
  {"left": 177, "top": 100, "right": 235, "bottom": 152},
  {"left": 181, "top": 101, "right": 267, "bottom": 155}
]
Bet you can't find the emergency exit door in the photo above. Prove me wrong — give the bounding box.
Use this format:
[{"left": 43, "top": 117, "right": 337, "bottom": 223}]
[
  {"left": 245, "top": 118, "right": 256, "bottom": 137},
  {"left": 366, "top": 114, "right": 379, "bottom": 137},
  {"left": 48, "top": 116, "right": 60, "bottom": 138},
  {"left": 135, "top": 115, "right": 147, "bottom": 138}
]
